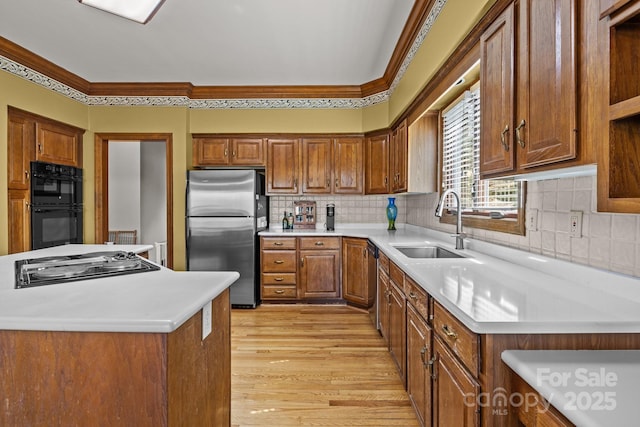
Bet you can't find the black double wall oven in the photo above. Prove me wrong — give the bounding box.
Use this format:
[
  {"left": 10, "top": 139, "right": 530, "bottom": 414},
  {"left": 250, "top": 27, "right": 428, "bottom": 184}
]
[{"left": 30, "top": 161, "right": 83, "bottom": 249}]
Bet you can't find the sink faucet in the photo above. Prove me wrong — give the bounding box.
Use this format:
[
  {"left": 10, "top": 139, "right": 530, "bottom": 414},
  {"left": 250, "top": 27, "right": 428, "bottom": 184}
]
[{"left": 435, "top": 189, "right": 466, "bottom": 250}]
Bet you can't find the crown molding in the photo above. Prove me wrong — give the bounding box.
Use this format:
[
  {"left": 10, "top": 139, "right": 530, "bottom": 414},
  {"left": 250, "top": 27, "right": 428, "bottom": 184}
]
[{"left": 0, "top": 0, "right": 447, "bottom": 109}]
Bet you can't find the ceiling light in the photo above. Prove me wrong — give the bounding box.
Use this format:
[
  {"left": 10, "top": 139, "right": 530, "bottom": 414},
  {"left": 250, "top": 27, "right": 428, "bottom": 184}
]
[{"left": 78, "top": 0, "right": 165, "bottom": 24}]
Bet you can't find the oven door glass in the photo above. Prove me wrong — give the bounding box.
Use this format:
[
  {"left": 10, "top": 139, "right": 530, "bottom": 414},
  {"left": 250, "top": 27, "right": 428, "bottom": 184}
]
[
  {"left": 31, "top": 175, "right": 81, "bottom": 205},
  {"left": 31, "top": 206, "right": 83, "bottom": 249}
]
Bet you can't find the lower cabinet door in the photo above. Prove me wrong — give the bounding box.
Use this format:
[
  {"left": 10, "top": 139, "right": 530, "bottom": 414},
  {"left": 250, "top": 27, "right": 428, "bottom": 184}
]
[
  {"left": 299, "top": 250, "right": 340, "bottom": 299},
  {"left": 432, "top": 336, "right": 480, "bottom": 427},
  {"left": 407, "top": 303, "right": 432, "bottom": 427}
]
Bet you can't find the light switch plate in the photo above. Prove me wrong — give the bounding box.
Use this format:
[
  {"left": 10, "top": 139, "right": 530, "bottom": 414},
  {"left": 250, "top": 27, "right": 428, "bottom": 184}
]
[
  {"left": 527, "top": 208, "right": 538, "bottom": 232},
  {"left": 202, "top": 300, "right": 212, "bottom": 340},
  {"left": 569, "top": 210, "right": 583, "bottom": 238}
]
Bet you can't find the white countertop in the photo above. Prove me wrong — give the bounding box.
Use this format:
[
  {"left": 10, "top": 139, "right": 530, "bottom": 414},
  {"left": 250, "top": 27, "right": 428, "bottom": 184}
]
[
  {"left": 0, "top": 245, "right": 238, "bottom": 333},
  {"left": 261, "top": 224, "right": 640, "bottom": 334},
  {"left": 502, "top": 350, "right": 640, "bottom": 427}
]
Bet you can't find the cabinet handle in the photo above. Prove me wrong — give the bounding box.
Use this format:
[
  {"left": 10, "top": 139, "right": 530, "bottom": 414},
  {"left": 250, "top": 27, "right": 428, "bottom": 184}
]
[
  {"left": 515, "top": 119, "right": 526, "bottom": 148},
  {"left": 428, "top": 356, "right": 436, "bottom": 378},
  {"left": 273, "top": 242, "right": 284, "bottom": 246},
  {"left": 409, "top": 292, "right": 417, "bottom": 300},
  {"left": 274, "top": 260, "right": 284, "bottom": 264},
  {"left": 26, "top": 201, "right": 30, "bottom": 211},
  {"left": 300, "top": 257, "right": 304, "bottom": 267},
  {"left": 441, "top": 324, "right": 458, "bottom": 340},
  {"left": 274, "top": 277, "right": 284, "bottom": 282},
  {"left": 224, "top": 148, "right": 228, "bottom": 157},
  {"left": 232, "top": 151, "right": 237, "bottom": 157},
  {"left": 294, "top": 178, "right": 298, "bottom": 189},
  {"left": 335, "top": 179, "right": 338, "bottom": 188},
  {"left": 25, "top": 170, "right": 30, "bottom": 180},
  {"left": 420, "top": 345, "right": 427, "bottom": 365},
  {"left": 363, "top": 248, "right": 367, "bottom": 258},
  {"left": 326, "top": 179, "right": 330, "bottom": 188},
  {"left": 37, "top": 143, "right": 42, "bottom": 153},
  {"left": 384, "top": 176, "right": 388, "bottom": 185},
  {"left": 500, "top": 125, "right": 510, "bottom": 152},
  {"left": 315, "top": 241, "right": 324, "bottom": 246},
  {"left": 274, "top": 289, "right": 285, "bottom": 294}
]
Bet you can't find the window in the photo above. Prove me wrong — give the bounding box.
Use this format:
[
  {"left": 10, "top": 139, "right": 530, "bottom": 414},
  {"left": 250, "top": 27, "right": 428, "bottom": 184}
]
[{"left": 440, "top": 84, "right": 525, "bottom": 234}]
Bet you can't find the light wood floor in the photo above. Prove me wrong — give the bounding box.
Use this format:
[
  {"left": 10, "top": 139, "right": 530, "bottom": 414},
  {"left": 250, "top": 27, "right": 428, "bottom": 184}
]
[{"left": 231, "top": 304, "right": 419, "bottom": 427}]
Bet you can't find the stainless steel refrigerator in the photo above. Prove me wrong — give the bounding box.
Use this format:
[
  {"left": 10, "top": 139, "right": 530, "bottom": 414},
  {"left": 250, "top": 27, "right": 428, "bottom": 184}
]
[{"left": 186, "top": 169, "right": 268, "bottom": 308}]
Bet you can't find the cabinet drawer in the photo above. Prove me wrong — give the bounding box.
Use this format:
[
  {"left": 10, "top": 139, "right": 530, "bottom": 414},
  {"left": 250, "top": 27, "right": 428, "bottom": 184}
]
[
  {"left": 262, "top": 285, "right": 297, "bottom": 299},
  {"left": 262, "top": 251, "right": 297, "bottom": 272},
  {"left": 405, "top": 276, "right": 429, "bottom": 320},
  {"left": 261, "top": 237, "right": 297, "bottom": 250},
  {"left": 299, "top": 236, "right": 340, "bottom": 250},
  {"left": 389, "top": 261, "right": 404, "bottom": 290},
  {"left": 433, "top": 302, "right": 479, "bottom": 377},
  {"left": 262, "top": 273, "right": 296, "bottom": 285},
  {"left": 378, "top": 251, "right": 390, "bottom": 273}
]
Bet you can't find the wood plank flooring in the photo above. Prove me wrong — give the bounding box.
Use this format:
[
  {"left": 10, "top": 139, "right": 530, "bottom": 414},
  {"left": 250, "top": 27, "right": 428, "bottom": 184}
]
[{"left": 231, "top": 304, "right": 420, "bottom": 427}]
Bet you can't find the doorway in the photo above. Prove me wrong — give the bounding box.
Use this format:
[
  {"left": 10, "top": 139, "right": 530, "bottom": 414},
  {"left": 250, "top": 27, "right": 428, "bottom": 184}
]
[{"left": 94, "top": 133, "right": 174, "bottom": 269}]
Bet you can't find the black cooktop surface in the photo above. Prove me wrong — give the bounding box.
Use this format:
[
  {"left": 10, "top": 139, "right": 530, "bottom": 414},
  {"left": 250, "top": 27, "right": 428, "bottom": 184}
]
[{"left": 15, "top": 251, "right": 161, "bottom": 289}]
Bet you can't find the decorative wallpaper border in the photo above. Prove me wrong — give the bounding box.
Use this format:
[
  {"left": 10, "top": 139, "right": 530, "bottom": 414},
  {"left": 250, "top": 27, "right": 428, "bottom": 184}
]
[{"left": 1, "top": 0, "right": 446, "bottom": 109}]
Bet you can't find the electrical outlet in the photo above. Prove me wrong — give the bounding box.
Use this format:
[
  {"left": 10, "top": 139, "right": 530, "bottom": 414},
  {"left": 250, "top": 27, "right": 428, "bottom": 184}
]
[
  {"left": 202, "top": 300, "right": 212, "bottom": 340},
  {"left": 569, "top": 210, "right": 583, "bottom": 238},
  {"left": 527, "top": 208, "right": 538, "bottom": 232}
]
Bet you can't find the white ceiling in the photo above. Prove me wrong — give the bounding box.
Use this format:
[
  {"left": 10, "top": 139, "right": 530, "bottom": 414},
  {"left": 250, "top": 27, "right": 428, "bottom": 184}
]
[{"left": 0, "top": 0, "right": 415, "bottom": 87}]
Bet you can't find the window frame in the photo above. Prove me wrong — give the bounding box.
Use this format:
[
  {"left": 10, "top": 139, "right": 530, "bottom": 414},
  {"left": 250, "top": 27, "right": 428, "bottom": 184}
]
[{"left": 437, "top": 80, "right": 526, "bottom": 236}]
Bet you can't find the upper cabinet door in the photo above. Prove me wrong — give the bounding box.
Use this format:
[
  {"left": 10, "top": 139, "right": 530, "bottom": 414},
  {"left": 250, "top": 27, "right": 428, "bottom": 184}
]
[
  {"left": 517, "top": 0, "right": 577, "bottom": 169},
  {"left": 301, "top": 138, "right": 332, "bottom": 193},
  {"left": 7, "top": 113, "right": 35, "bottom": 190},
  {"left": 192, "top": 137, "right": 229, "bottom": 166},
  {"left": 266, "top": 138, "right": 300, "bottom": 194},
  {"left": 230, "top": 138, "right": 265, "bottom": 166},
  {"left": 35, "top": 121, "right": 82, "bottom": 167},
  {"left": 365, "top": 133, "right": 390, "bottom": 194},
  {"left": 333, "top": 137, "right": 364, "bottom": 194},
  {"left": 480, "top": 3, "right": 515, "bottom": 177}
]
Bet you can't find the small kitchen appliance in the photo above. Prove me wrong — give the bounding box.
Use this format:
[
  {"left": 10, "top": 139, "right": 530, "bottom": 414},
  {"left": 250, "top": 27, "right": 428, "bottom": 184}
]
[
  {"left": 326, "top": 203, "right": 335, "bottom": 231},
  {"left": 14, "top": 251, "right": 160, "bottom": 289}
]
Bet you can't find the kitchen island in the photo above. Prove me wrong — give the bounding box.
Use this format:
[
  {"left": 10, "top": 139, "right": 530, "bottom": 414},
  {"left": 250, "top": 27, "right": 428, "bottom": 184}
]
[{"left": 0, "top": 244, "right": 238, "bottom": 426}]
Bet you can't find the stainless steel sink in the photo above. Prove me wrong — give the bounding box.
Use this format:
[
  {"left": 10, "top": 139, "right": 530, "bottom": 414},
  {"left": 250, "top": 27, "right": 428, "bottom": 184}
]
[{"left": 394, "top": 246, "right": 464, "bottom": 259}]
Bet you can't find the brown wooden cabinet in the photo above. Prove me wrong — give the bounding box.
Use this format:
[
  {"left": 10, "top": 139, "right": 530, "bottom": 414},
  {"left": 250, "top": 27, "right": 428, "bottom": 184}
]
[
  {"left": 365, "top": 133, "right": 390, "bottom": 194},
  {"left": 8, "top": 189, "right": 30, "bottom": 254},
  {"left": 192, "top": 137, "right": 265, "bottom": 166},
  {"left": 511, "top": 374, "right": 573, "bottom": 427},
  {"left": 342, "top": 237, "right": 373, "bottom": 308},
  {"left": 0, "top": 289, "right": 231, "bottom": 426},
  {"left": 480, "top": 0, "right": 579, "bottom": 177},
  {"left": 597, "top": 0, "right": 640, "bottom": 212},
  {"left": 406, "top": 302, "right": 432, "bottom": 427},
  {"left": 388, "top": 262, "right": 407, "bottom": 385},
  {"left": 390, "top": 119, "right": 408, "bottom": 193},
  {"left": 432, "top": 336, "right": 480, "bottom": 427},
  {"left": 8, "top": 112, "right": 35, "bottom": 190},
  {"left": 260, "top": 237, "right": 298, "bottom": 301},
  {"left": 301, "top": 137, "right": 333, "bottom": 193},
  {"left": 299, "top": 237, "right": 341, "bottom": 299},
  {"left": 266, "top": 138, "right": 300, "bottom": 194},
  {"left": 301, "top": 137, "right": 363, "bottom": 194},
  {"left": 35, "top": 121, "right": 83, "bottom": 167}
]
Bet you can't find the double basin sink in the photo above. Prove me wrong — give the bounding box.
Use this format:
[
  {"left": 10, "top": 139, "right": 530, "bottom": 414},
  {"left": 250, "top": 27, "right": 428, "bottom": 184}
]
[{"left": 392, "top": 245, "right": 464, "bottom": 259}]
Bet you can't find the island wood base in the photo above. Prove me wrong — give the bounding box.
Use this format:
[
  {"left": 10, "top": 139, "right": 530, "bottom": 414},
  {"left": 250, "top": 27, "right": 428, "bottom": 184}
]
[{"left": 0, "top": 289, "right": 230, "bottom": 426}]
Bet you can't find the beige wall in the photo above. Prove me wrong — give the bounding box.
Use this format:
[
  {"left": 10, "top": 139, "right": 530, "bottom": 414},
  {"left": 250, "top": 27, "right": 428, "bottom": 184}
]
[{"left": 0, "top": 0, "right": 493, "bottom": 267}]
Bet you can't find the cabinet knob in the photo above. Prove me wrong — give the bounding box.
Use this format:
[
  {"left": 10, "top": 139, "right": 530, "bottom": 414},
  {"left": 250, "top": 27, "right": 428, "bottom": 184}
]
[
  {"left": 25, "top": 170, "right": 30, "bottom": 180},
  {"left": 224, "top": 148, "right": 228, "bottom": 157},
  {"left": 232, "top": 151, "right": 237, "bottom": 157}
]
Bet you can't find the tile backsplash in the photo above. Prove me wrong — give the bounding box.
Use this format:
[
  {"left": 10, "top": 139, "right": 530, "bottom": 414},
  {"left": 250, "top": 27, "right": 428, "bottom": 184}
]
[
  {"left": 268, "top": 175, "right": 640, "bottom": 278},
  {"left": 406, "top": 175, "right": 640, "bottom": 278},
  {"left": 269, "top": 195, "right": 406, "bottom": 229}
]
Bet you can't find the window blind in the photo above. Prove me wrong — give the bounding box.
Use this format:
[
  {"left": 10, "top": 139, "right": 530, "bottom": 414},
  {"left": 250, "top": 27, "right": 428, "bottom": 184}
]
[{"left": 441, "top": 87, "right": 519, "bottom": 212}]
